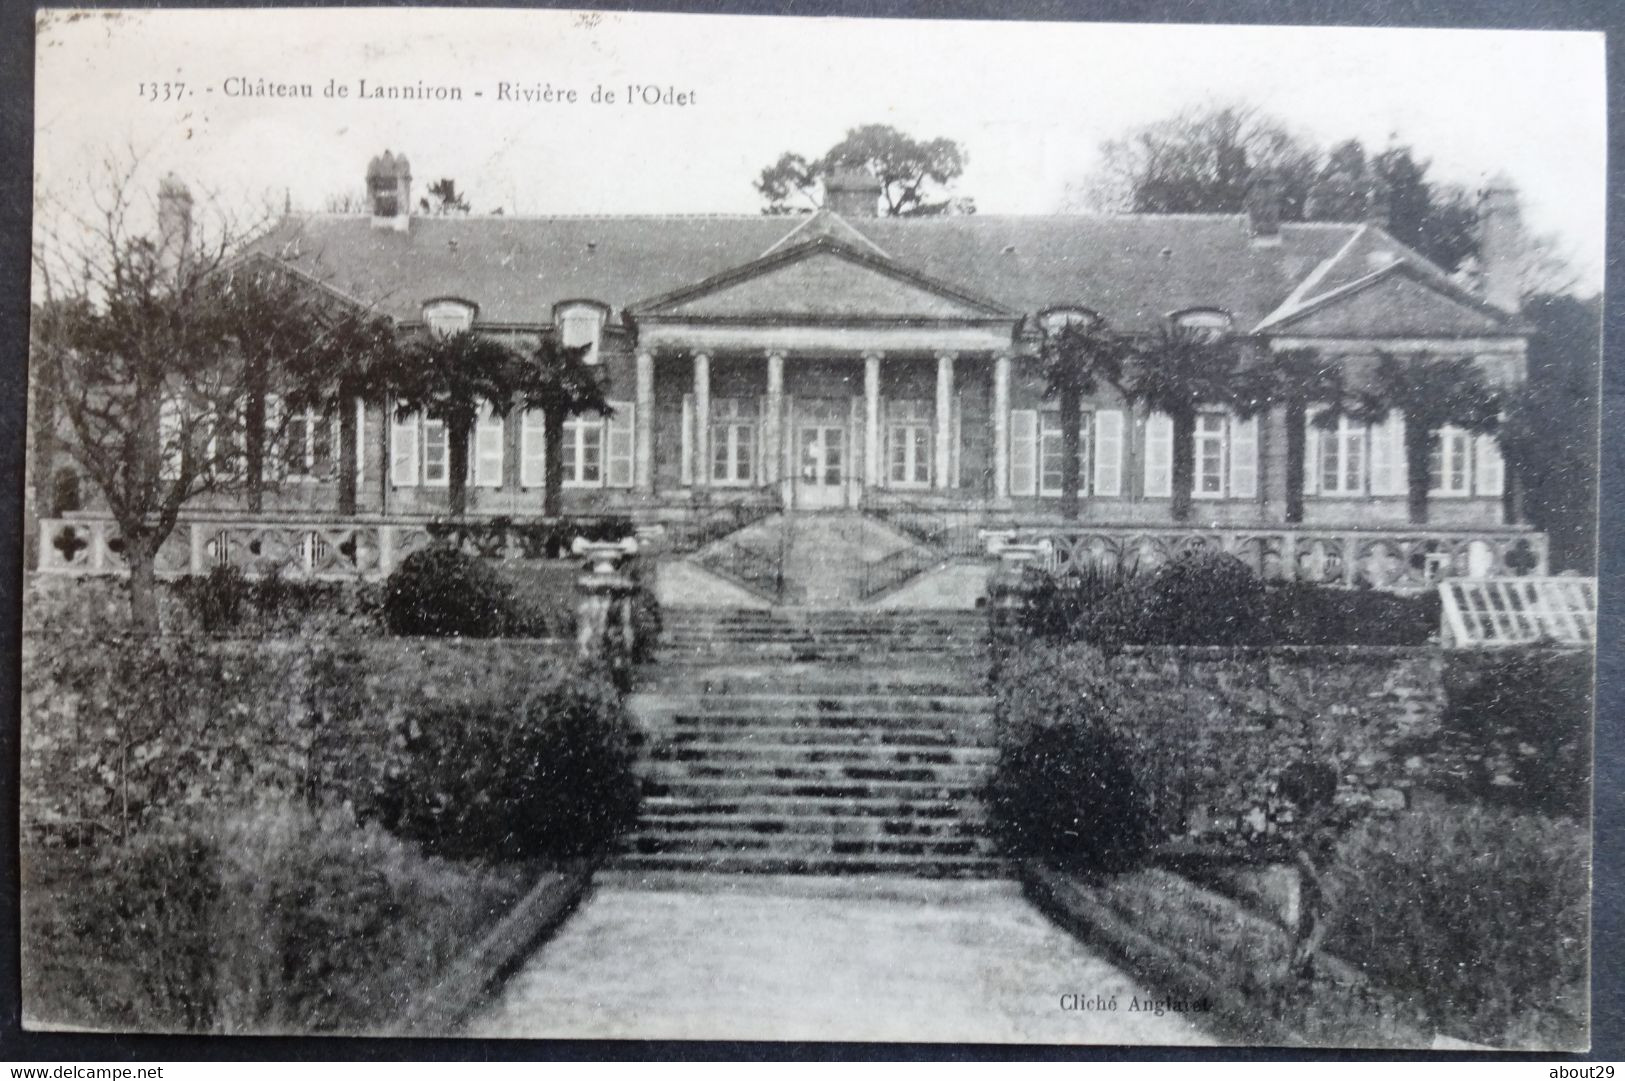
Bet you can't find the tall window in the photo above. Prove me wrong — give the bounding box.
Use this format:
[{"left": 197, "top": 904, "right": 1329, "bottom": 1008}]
[
  {"left": 283, "top": 406, "right": 335, "bottom": 480},
  {"left": 710, "top": 398, "right": 757, "bottom": 486},
  {"left": 562, "top": 415, "right": 604, "bottom": 486},
  {"left": 1429, "top": 426, "right": 1473, "bottom": 496},
  {"left": 887, "top": 399, "right": 932, "bottom": 488},
  {"left": 421, "top": 419, "right": 449, "bottom": 486},
  {"left": 1317, "top": 415, "right": 1367, "bottom": 495},
  {"left": 1192, "top": 411, "right": 1228, "bottom": 497},
  {"left": 1039, "top": 409, "right": 1092, "bottom": 496},
  {"left": 557, "top": 303, "right": 606, "bottom": 366},
  {"left": 1148, "top": 409, "right": 1255, "bottom": 499}
]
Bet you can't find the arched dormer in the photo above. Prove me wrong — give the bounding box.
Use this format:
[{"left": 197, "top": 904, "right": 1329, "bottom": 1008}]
[
  {"left": 1036, "top": 306, "right": 1103, "bottom": 337},
  {"left": 554, "top": 299, "right": 611, "bottom": 365},
  {"left": 421, "top": 297, "right": 478, "bottom": 336},
  {"left": 1168, "top": 307, "right": 1233, "bottom": 339}
]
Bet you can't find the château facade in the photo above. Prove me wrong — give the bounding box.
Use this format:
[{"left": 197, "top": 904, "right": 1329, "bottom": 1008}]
[{"left": 232, "top": 151, "right": 1526, "bottom": 532}]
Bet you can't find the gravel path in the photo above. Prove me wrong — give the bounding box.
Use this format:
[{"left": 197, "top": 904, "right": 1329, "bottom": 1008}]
[{"left": 467, "top": 872, "right": 1213, "bottom": 1045}]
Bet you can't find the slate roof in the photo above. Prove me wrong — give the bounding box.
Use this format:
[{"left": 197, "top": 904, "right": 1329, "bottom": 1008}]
[{"left": 247, "top": 210, "right": 1516, "bottom": 337}]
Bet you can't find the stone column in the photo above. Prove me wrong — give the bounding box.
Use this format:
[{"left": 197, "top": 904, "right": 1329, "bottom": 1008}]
[
  {"left": 692, "top": 352, "right": 710, "bottom": 489},
  {"left": 634, "top": 350, "right": 655, "bottom": 495},
  {"left": 934, "top": 353, "right": 956, "bottom": 490},
  {"left": 864, "top": 352, "right": 883, "bottom": 488},
  {"left": 993, "top": 352, "right": 1011, "bottom": 504},
  {"left": 765, "top": 350, "right": 785, "bottom": 485}
]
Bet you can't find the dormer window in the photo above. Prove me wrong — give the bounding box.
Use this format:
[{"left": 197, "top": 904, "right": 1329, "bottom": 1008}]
[
  {"left": 557, "top": 301, "right": 608, "bottom": 365},
  {"left": 422, "top": 298, "right": 476, "bottom": 336},
  {"left": 1170, "top": 308, "right": 1233, "bottom": 340},
  {"left": 1037, "top": 307, "right": 1101, "bottom": 336}
]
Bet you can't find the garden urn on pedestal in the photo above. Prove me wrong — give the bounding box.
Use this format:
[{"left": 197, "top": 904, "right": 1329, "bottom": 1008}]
[{"left": 572, "top": 536, "right": 640, "bottom": 663}]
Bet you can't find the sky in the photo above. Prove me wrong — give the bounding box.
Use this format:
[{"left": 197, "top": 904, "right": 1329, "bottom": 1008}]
[{"left": 33, "top": 8, "right": 1607, "bottom": 291}]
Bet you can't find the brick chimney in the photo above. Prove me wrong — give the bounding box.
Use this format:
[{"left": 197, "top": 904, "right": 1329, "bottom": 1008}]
[
  {"left": 1478, "top": 173, "right": 1522, "bottom": 313},
  {"left": 366, "top": 150, "right": 412, "bottom": 232},
  {"left": 823, "top": 166, "right": 882, "bottom": 218},
  {"left": 156, "top": 173, "right": 192, "bottom": 276},
  {"left": 1244, "top": 171, "right": 1281, "bottom": 244}
]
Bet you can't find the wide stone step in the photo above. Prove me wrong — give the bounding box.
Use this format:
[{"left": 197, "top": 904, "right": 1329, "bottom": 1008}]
[
  {"left": 611, "top": 852, "right": 1011, "bottom": 878},
  {"left": 641, "top": 795, "right": 987, "bottom": 819},
  {"left": 640, "top": 761, "right": 992, "bottom": 785},
  {"left": 647, "top": 742, "right": 998, "bottom": 766},
  {"left": 650, "top": 692, "right": 995, "bottom": 713},
  {"left": 655, "top": 726, "right": 995, "bottom": 749},
  {"left": 642, "top": 776, "right": 987, "bottom": 801},
  {"left": 623, "top": 831, "right": 1000, "bottom": 859},
  {"left": 635, "top": 813, "right": 989, "bottom": 838},
  {"left": 636, "top": 674, "right": 986, "bottom": 696}
]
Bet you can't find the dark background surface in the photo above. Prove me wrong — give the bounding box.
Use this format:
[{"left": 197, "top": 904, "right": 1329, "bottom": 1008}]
[{"left": 0, "top": 0, "right": 1618, "bottom": 1063}]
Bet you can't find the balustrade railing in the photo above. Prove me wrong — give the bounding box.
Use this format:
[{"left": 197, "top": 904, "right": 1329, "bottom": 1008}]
[
  {"left": 696, "top": 537, "right": 785, "bottom": 602},
  {"left": 36, "top": 514, "right": 638, "bottom": 581},
  {"left": 661, "top": 485, "right": 782, "bottom": 554},
  {"left": 992, "top": 524, "right": 1548, "bottom": 592}
]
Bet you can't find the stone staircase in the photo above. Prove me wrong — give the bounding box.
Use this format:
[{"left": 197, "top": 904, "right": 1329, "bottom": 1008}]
[{"left": 617, "top": 607, "right": 1007, "bottom": 878}]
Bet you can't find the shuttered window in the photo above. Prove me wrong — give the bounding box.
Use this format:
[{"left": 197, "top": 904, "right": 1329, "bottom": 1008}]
[
  {"left": 1094, "top": 409, "right": 1124, "bottom": 497},
  {"left": 520, "top": 411, "right": 546, "bottom": 488},
  {"left": 390, "top": 410, "right": 418, "bottom": 487},
  {"left": 1010, "top": 409, "right": 1038, "bottom": 497},
  {"left": 473, "top": 404, "right": 504, "bottom": 488},
  {"left": 1143, "top": 412, "right": 1173, "bottom": 498}
]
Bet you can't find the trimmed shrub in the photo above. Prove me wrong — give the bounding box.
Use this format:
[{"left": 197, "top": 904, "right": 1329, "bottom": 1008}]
[
  {"left": 376, "top": 668, "right": 640, "bottom": 862},
  {"left": 1015, "top": 552, "right": 1438, "bottom": 647},
  {"left": 1416, "top": 649, "right": 1592, "bottom": 818},
  {"left": 986, "top": 722, "right": 1155, "bottom": 873},
  {"left": 21, "top": 802, "right": 533, "bottom": 1034},
  {"left": 382, "top": 544, "right": 522, "bottom": 638},
  {"left": 1326, "top": 804, "right": 1589, "bottom": 1049},
  {"left": 1137, "top": 548, "right": 1269, "bottom": 645}
]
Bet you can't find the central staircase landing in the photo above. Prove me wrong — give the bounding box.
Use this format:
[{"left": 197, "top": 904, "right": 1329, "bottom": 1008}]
[{"left": 618, "top": 607, "right": 1006, "bottom": 878}]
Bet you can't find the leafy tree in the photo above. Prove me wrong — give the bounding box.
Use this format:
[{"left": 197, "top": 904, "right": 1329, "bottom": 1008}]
[
  {"left": 1363, "top": 352, "right": 1501, "bottom": 524},
  {"left": 420, "top": 178, "right": 470, "bottom": 216},
  {"left": 1075, "top": 104, "right": 1319, "bottom": 219},
  {"left": 1123, "top": 324, "right": 1259, "bottom": 522},
  {"left": 30, "top": 168, "right": 286, "bottom": 631},
  {"left": 1034, "top": 317, "right": 1129, "bottom": 520},
  {"left": 1498, "top": 292, "right": 1601, "bottom": 570},
  {"left": 1074, "top": 106, "right": 1481, "bottom": 273},
  {"left": 1237, "top": 348, "right": 1349, "bottom": 524},
  {"left": 514, "top": 330, "right": 612, "bottom": 518},
  {"left": 386, "top": 330, "right": 518, "bottom": 518},
  {"left": 1304, "top": 141, "right": 1479, "bottom": 273},
  {"left": 278, "top": 302, "right": 403, "bottom": 515},
  {"left": 755, "top": 124, "right": 972, "bottom": 216}
]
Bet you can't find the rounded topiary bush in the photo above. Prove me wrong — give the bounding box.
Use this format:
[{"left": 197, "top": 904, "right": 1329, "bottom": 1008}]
[
  {"left": 376, "top": 671, "right": 640, "bottom": 862},
  {"left": 1138, "top": 547, "right": 1268, "bottom": 645},
  {"left": 986, "top": 722, "right": 1155, "bottom": 873},
  {"left": 381, "top": 544, "right": 516, "bottom": 638}
]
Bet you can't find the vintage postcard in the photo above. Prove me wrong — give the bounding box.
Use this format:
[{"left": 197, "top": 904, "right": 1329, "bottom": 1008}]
[{"left": 21, "top": 7, "right": 1601, "bottom": 1049}]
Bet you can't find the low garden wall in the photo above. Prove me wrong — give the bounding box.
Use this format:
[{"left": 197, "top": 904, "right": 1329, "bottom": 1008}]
[
  {"left": 20, "top": 634, "right": 575, "bottom": 847},
  {"left": 995, "top": 641, "right": 1490, "bottom": 845}
]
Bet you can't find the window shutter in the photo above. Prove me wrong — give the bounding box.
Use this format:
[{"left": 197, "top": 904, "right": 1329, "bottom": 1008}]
[
  {"left": 1230, "top": 414, "right": 1258, "bottom": 499},
  {"left": 390, "top": 411, "right": 418, "bottom": 487},
  {"left": 355, "top": 399, "right": 367, "bottom": 484},
  {"left": 1303, "top": 409, "right": 1322, "bottom": 496},
  {"left": 680, "top": 394, "right": 693, "bottom": 486},
  {"left": 1369, "top": 412, "right": 1407, "bottom": 496},
  {"left": 1144, "top": 412, "right": 1173, "bottom": 498},
  {"left": 1093, "top": 409, "right": 1123, "bottom": 497},
  {"left": 1476, "top": 433, "right": 1505, "bottom": 496},
  {"left": 606, "top": 401, "right": 635, "bottom": 488},
  {"left": 475, "top": 405, "right": 504, "bottom": 488},
  {"left": 520, "top": 411, "right": 546, "bottom": 488},
  {"left": 1010, "top": 409, "right": 1038, "bottom": 497}
]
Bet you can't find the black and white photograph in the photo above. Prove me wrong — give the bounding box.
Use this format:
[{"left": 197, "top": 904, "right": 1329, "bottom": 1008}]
[{"left": 18, "top": 6, "right": 1603, "bottom": 1050}]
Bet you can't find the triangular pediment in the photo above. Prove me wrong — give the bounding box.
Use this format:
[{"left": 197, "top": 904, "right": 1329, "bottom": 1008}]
[
  {"left": 627, "top": 237, "right": 1014, "bottom": 322},
  {"left": 1258, "top": 261, "right": 1516, "bottom": 338}
]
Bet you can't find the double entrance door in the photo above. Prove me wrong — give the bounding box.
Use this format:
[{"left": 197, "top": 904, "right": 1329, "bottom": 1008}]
[{"left": 794, "top": 398, "right": 849, "bottom": 510}]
